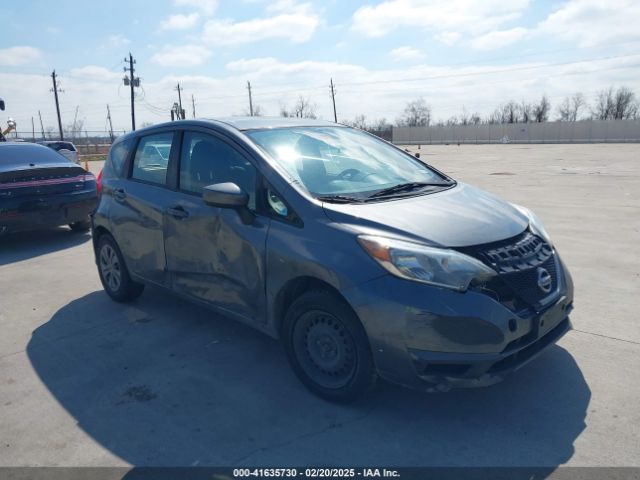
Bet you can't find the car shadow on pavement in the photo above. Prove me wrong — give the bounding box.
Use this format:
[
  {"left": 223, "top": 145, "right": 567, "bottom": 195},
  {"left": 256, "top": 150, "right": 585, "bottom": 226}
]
[
  {"left": 27, "top": 288, "right": 590, "bottom": 470},
  {"left": 0, "top": 227, "right": 91, "bottom": 266}
]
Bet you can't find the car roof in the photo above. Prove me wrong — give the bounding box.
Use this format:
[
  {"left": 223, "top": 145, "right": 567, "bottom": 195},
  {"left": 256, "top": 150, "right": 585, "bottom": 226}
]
[
  {"left": 37, "top": 140, "right": 75, "bottom": 145},
  {"left": 209, "top": 116, "right": 338, "bottom": 131},
  {"left": 131, "top": 116, "right": 339, "bottom": 136}
]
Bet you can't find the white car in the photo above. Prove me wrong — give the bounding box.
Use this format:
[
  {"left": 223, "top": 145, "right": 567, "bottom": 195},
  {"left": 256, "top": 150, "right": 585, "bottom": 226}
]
[{"left": 37, "top": 141, "right": 80, "bottom": 164}]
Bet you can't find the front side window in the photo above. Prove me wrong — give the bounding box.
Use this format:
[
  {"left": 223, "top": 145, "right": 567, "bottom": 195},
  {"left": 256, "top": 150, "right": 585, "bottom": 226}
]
[
  {"left": 247, "top": 126, "right": 449, "bottom": 200},
  {"left": 179, "top": 131, "right": 257, "bottom": 209},
  {"left": 131, "top": 132, "right": 172, "bottom": 186}
]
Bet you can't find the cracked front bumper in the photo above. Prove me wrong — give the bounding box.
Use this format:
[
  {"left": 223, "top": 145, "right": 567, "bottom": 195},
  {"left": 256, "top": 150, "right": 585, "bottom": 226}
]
[{"left": 343, "top": 256, "right": 574, "bottom": 391}]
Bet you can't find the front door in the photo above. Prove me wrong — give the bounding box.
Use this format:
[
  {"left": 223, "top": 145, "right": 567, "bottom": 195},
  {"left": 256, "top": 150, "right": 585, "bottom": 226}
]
[{"left": 163, "top": 130, "right": 270, "bottom": 323}]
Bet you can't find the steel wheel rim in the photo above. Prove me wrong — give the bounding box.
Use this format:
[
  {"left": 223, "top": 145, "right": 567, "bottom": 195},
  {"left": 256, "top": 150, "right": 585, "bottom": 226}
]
[
  {"left": 99, "top": 244, "right": 121, "bottom": 292},
  {"left": 292, "top": 310, "right": 357, "bottom": 389}
]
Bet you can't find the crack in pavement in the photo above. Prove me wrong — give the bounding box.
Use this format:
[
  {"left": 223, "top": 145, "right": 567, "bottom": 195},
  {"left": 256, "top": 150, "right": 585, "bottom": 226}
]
[{"left": 572, "top": 328, "right": 640, "bottom": 346}]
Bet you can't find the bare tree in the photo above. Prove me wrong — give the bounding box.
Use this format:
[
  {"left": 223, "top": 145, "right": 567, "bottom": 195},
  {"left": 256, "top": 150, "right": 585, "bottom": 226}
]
[
  {"left": 290, "top": 96, "right": 317, "bottom": 119},
  {"left": 591, "top": 87, "right": 638, "bottom": 120},
  {"left": 592, "top": 87, "right": 613, "bottom": 120},
  {"left": 280, "top": 97, "right": 317, "bottom": 118},
  {"left": 503, "top": 101, "right": 520, "bottom": 123},
  {"left": 519, "top": 101, "right": 533, "bottom": 123},
  {"left": 533, "top": 95, "right": 551, "bottom": 123},
  {"left": 369, "top": 118, "right": 392, "bottom": 131},
  {"left": 557, "top": 93, "right": 585, "bottom": 121},
  {"left": 348, "top": 114, "right": 368, "bottom": 130},
  {"left": 397, "top": 97, "right": 431, "bottom": 127},
  {"left": 613, "top": 87, "right": 638, "bottom": 119},
  {"left": 457, "top": 106, "right": 481, "bottom": 125}
]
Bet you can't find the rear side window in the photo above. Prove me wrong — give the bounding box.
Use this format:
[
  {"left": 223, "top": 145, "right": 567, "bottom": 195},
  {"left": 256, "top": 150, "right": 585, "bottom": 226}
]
[
  {"left": 131, "top": 133, "right": 173, "bottom": 186},
  {"left": 106, "top": 137, "right": 134, "bottom": 178}
]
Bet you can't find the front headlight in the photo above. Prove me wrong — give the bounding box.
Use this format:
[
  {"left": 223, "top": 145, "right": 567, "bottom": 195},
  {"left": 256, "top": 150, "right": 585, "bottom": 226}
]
[
  {"left": 358, "top": 235, "right": 496, "bottom": 292},
  {"left": 512, "top": 204, "right": 553, "bottom": 245}
]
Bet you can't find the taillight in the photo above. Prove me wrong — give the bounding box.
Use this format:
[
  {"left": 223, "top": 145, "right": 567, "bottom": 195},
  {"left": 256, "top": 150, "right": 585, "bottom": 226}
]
[{"left": 96, "top": 169, "right": 103, "bottom": 195}]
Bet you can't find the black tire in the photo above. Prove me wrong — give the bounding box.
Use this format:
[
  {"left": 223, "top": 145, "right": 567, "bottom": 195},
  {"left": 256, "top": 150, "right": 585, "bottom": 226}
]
[
  {"left": 96, "top": 233, "right": 144, "bottom": 302},
  {"left": 283, "top": 290, "right": 377, "bottom": 402},
  {"left": 69, "top": 218, "right": 91, "bottom": 232}
]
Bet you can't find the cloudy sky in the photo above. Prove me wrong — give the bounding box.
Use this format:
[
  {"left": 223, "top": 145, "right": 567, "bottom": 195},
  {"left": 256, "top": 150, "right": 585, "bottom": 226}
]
[{"left": 1, "top": 0, "right": 640, "bottom": 133}]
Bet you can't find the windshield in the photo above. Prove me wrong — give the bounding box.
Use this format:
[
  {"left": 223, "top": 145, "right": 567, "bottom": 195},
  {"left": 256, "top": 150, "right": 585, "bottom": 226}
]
[{"left": 247, "top": 126, "right": 448, "bottom": 199}]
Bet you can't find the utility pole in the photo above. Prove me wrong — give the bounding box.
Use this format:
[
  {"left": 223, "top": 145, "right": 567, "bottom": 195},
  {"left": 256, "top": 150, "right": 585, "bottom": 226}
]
[
  {"left": 50, "top": 70, "right": 64, "bottom": 140},
  {"left": 124, "top": 53, "right": 139, "bottom": 131},
  {"left": 247, "top": 81, "right": 254, "bottom": 116},
  {"left": 38, "top": 110, "right": 45, "bottom": 139},
  {"left": 175, "top": 83, "right": 184, "bottom": 119},
  {"left": 191, "top": 94, "right": 196, "bottom": 119},
  {"left": 31, "top": 117, "right": 35, "bottom": 141},
  {"left": 106, "top": 104, "right": 115, "bottom": 142},
  {"left": 72, "top": 105, "right": 79, "bottom": 138},
  {"left": 330, "top": 78, "right": 337, "bottom": 123}
]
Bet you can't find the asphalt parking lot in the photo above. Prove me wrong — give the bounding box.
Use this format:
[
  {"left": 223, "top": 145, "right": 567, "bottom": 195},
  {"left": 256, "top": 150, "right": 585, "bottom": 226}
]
[{"left": 1, "top": 143, "right": 639, "bottom": 468}]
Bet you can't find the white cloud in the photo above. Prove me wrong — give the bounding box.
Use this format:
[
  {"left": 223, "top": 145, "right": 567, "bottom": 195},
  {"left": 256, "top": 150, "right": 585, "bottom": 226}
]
[
  {"left": 435, "top": 31, "right": 461, "bottom": 46},
  {"left": 0, "top": 46, "right": 42, "bottom": 66},
  {"left": 202, "top": 7, "right": 320, "bottom": 45},
  {"left": 160, "top": 13, "right": 200, "bottom": 30},
  {"left": 537, "top": 0, "right": 640, "bottom": 47},
  {"left": 389, "top": 46, "right": 426, "bottom": 62},
  {"left": 470, "top": 27, "right": 528, "bottom": 50},
  {"left": 352, "top": 0, "right": 530, "bottom": 37},
  {"left": 69, "top": 66, "right": 122, "bottom": 81},
  {"left": 151, "top": 45, "right": 212, "bottom": 67},
  {"left": 174, "top": 0, "right": 217, "bottom": 15},
  {"left": 106, "top": 34, "right": 130, "bottom": 47}
]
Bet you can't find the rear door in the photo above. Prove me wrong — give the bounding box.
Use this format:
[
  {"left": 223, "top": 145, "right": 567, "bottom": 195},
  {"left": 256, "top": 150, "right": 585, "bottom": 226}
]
[
  {"left": 163, "top": 129, "right": 270, "bottom": 323},
  {"left": 109, "top": 131, "right": 177, "bottom": 287}
]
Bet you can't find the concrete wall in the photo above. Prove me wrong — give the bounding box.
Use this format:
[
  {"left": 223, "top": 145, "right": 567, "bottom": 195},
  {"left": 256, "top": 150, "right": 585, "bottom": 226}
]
[{"left": 393, "top": 119, "right": 640, "bottom": 144}]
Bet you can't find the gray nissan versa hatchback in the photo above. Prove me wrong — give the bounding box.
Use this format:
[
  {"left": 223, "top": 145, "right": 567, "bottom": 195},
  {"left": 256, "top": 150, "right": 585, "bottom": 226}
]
[{"left": 92, "top": 117, "right": 574, "bottom": 401}]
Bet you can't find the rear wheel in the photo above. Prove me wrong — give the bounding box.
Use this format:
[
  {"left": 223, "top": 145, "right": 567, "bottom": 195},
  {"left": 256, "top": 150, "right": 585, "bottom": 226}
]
[
  {"left": 97, "top": 234, "right": 144, "bottom": 302},
  {"left": 283, "top": 290, "right": 376, "bottom": 402},
  {"left": 69, "top": 218, "right": 91, "bottom": 232}
]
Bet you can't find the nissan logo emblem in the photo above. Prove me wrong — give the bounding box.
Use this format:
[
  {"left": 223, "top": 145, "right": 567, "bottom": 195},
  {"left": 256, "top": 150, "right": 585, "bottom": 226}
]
[{"left": 537, "top": 267, "right": 552, "bottom": 294}]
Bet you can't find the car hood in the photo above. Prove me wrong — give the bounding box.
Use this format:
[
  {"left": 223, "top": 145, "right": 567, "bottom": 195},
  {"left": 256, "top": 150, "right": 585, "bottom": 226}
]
[{"left": 321, "top": 182, "right": 528, "bottom": 247}]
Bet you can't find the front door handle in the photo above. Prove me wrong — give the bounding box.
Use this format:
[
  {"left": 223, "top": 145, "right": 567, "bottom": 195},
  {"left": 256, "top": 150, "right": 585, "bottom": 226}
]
[{"left": 167, "top": 206, "right": 189, "bottom": 219}]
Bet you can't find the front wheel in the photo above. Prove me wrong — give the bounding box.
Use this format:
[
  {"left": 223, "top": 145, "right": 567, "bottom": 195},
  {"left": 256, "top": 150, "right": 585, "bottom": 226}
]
[
  {"left": 283, "top": 290, "right": 376, "bottom": 402},
  {"left": 97, "top": 234, "right": 145, "bottom": 302}
]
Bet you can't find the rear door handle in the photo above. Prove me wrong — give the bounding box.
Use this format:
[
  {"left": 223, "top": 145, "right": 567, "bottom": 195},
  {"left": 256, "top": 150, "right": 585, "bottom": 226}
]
[
  {"left": 113, "top": 188, "right": 126, "bottom": 201},
  {"left": 167, "top": 206, "right": 189, "bottom": 219}
]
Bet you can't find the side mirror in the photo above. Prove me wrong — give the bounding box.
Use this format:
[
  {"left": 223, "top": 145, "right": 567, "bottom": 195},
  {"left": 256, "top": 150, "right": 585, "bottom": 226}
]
[
  {"left": 202, "top": 182, "right": 254, "bottom": 224},
  {"left": 0, "top": 99, "right": 5, "bottom": 111}
]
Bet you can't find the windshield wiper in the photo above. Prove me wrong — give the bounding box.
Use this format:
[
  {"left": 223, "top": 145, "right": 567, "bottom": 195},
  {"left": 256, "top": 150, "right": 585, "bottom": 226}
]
[
  {"left": 316, "top": 194, "right": 363, "bottom": 204},
  {"left": 367, "top": 181, "right": 450, "bottom": 199}
]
